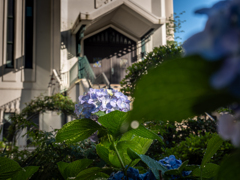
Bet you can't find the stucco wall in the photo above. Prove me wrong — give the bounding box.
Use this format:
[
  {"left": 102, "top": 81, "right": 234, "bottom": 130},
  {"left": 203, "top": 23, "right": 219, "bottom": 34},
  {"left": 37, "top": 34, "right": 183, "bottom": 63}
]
[{"left": 0, "top": 0, "right": 62, "bottom": 147}]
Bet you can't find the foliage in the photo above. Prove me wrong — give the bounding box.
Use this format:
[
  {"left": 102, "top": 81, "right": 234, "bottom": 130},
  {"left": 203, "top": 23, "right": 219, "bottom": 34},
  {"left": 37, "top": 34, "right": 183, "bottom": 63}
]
[
  {"left": 146, "top": 117, "right": 217, "bottom": 151},
  {"left": 216, "top": 149, "right": 240, "bottom": 180},
  {"left": 120, "top": 44, "right": 182, "bottom": 97},
  {"left": 56, "top": 110, "right": 164, "bottom": 179},
  {"left": 0, "top": 157, "right": 39, "bottom": 180},
  {"left": 129, "top": 55, "right": 236, "bottom": 123},
  {"left": 163, "top": 133, "right": 234, "bottom": 165},
  {"left": 7, "top": 93, "right": 76, "bottom": 145},
  {"left": 166, "top": 12, "right": 186, "bottom": 46},
  {"left": 1, "top": 130, "right": 103, "bottom": 180}
]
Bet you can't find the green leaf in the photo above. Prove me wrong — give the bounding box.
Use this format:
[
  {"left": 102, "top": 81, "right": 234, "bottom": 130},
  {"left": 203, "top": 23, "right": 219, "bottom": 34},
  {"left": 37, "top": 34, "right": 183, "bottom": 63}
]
[
  {"left": 64, "top": 159, "right": 93, "bottom": 179},
  {"left": 127, "top": 149, "right": 168, "bottom": 180},
  {"left": 130, "top": 55, "right": 235, "bottom": 122},
  {"left": 201, "top": 134, "right": 223, "bottom": 167},
  {"left": 57, "top": 161, "right": 71, "bottom": 179},
  {"left": 109, "top": 150, "right": 123, "bottom": 168},
  {"left": 11, "top": 166, "right": 39, "bottom": 180},
  {"left": 75, "top": 167, "right": 109, "bottom": 180},
  {"left": 109, "top": 137, "right": 152, "bottom": 168},
  {"left": 56, "top": 119, "right": 102, "bottom": 143},
  {"left": 217, "top": 150, "right": 240, "bottom": 180},
  {"left": 98, "top": 111, "right": 127, "bottom": 137},
  {"left": 193, "top": 163, "right": 219, "bottom": 178},
  {"left": 96, "top": 144, "right": 112, "bottom": 166},
  {"left": 165, "top": 160, "right": 189, "bottom": 177},
  {"left": 0, "top": 157, "right": 21, "bottom": 180},
  {"left": 127, "top": 125, "right": 163, "bottom": 143},
  {"left": 116, "top": 140, "right": 143, "bottom": 167},
  {"left": 130, "top": 136, "right": 153, "bottom": 154},
  {"left": 178, "top": 160, "right": 189, "bottom": 172},
  {"left": 184, "top": 165, "right": 199, "bottom": 171},
  {"left": 127, "top": 148, "right": 140, "bottom": 161},
  {"left": 93, "top": 111, "right": 106, "bottom": 117}
]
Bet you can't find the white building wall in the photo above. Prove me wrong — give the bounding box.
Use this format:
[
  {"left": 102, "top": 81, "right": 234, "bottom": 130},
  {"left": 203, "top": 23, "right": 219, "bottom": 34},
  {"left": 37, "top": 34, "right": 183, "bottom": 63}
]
[{"left": 0, "top": 0, "right": 62, "bottom": 148}]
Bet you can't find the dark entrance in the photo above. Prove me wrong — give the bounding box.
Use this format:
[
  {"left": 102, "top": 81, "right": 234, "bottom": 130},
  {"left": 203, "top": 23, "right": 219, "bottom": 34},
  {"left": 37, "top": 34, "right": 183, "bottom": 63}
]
[{"left": 84, "top": 28, "right": 137, "bottom": 84}]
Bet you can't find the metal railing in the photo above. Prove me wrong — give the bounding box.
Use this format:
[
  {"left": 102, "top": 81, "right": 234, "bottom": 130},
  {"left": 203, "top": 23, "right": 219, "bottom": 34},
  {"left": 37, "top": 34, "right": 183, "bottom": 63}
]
[
  {"left": 78, "top": 56, "right": 96, "bottom": 83},
  {"left": 68, "top": 56, "right": 110, "bottom": 89}
]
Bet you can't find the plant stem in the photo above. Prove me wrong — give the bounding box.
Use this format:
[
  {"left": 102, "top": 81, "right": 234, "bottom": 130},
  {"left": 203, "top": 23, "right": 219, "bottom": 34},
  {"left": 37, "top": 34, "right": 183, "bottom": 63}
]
[
  {"left": 200, "top": 167, "right": 202, "bottom": 180},
  {"left": 125, "top": 160, "right": 134, "bottom": 171},
  {"left": 108, "top": 135, "right": 126, "bottom": 175}
]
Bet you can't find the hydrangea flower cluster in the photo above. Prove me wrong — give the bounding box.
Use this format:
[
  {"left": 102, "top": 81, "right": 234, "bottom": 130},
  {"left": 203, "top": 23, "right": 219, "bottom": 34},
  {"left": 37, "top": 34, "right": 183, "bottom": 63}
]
[
  {"left": 108, "top": 167, "right": 155, "bottom": 180},
  {"left": 108, "top": 156, "right": 191, "bottom": 180},
  {"left": 158, "top": 155, "right": 192, "bottom": 178},
  {"left": 74, "top": 88, "right": 131, "bottom": 118},
  {"left": 182, "top": 0, "right": 240, "bottom": 96}
]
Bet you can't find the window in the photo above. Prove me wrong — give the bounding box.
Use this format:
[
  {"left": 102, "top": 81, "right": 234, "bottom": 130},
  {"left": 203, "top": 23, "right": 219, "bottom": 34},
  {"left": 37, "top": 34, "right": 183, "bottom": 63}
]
[
  {"left": 2, "top": 113, "right": 14, "bottom": 142},
  {"left": 6, "top": 0, "right": 14, "bottom": 68},
  {"left": 25, "top": 0, "right": 34, "bottom": 68},
  {"left": 27, "top": 113, "right": 39, "bottom": 145}
]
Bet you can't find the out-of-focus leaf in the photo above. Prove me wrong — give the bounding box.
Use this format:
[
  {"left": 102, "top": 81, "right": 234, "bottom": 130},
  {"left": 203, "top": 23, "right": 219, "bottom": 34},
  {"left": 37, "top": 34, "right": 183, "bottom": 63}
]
[
  {"left": 75, "top": 167, "right": 109, "bottom": 180},
  {"left": 130, "top": 55, "right": 235, "bottom": 122},
  {"left": 201, "top": 134, "right": 223, "bottom": 167},
  {"left": 193, "top": 163, "right": 219, "bottom": 178},
  {"left": 11, "top": 166, "right": 39, "bottom": 180},
  {"left": 0, "top": 157, "right": 21, "bottom": 180},
  {"left": 217, "top": 150, "right": 240, "bottom": 180}
]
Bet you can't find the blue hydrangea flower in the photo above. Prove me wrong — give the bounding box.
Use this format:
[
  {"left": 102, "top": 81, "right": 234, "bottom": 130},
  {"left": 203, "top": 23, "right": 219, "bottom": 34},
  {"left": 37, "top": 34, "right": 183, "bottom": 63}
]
[
  {"left": 75, "top": 88, "right": 131, "bottom": 118},
  {"left": 158, "top": 155, "right": 192, "bottom": 179},
  {"left": 108, "top": 167, "right": 146, "bottom": 180},
  {"left": 108, "top": 158, "right": 192, "bottom": 180},
  {"left": 158, "top": 155, "right": 182, "bottom": 170},
  {"left": 182, "top": 0, "right": 240, "bottom": 96}
]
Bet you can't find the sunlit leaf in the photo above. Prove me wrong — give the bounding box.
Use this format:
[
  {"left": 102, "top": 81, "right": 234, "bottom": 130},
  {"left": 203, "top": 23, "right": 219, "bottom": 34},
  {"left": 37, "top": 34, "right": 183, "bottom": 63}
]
[{"left": 56, "top": 119, "right": 102, "bottom": 143}]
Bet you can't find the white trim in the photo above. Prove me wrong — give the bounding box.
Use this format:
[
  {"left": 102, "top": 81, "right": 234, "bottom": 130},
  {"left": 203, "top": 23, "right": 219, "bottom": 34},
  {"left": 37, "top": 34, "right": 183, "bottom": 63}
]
[
  {"left": 53, "top": 69, "right": 62, "bottom": 85},
  {"left": 88, "top": 0, "right": 164, "bottom": 23},
  {"left": 161, "top": 0, "right": 166, "bottom": 45},
  {"left": 71, "top": 0, "right": 165, "bottom": 35}
]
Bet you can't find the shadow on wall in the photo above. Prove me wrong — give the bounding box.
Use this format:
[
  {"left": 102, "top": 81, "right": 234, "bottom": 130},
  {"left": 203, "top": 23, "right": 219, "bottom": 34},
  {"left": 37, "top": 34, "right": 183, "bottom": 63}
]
[
  {"left": 0, "top": 56, "right": 24, "bottom": 77},
  {"left": 61, "top": 30, "right": 77, "bottom": 60}
]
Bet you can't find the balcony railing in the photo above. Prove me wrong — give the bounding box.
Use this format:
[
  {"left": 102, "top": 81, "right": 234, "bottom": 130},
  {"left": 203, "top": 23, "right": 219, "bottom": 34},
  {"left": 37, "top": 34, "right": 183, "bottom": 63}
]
[{"left": 65, "top": 56, "right": 110, "bottom": 90}]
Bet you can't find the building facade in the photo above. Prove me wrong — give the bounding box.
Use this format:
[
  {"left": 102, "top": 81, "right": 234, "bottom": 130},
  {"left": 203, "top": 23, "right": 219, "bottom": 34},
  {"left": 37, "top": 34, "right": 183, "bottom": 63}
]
[{"left": 0, "top": 0, "right": 173, "bottom": 148}]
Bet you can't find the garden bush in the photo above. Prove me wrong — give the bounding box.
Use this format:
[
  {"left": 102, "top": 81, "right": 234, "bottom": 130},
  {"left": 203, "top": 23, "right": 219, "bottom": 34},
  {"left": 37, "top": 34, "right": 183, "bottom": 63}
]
[
  {"left": 1, "top": 130, "right": 103, "bottom": 180},
  {"left": 120, "top": 44, "right": 182, "bottom": 97},
  {"left": 145, "top": 117, "right": 217, "bottom": 159},
  {"left": 163, "top": 132, "right": 235, "bottom": 165}
]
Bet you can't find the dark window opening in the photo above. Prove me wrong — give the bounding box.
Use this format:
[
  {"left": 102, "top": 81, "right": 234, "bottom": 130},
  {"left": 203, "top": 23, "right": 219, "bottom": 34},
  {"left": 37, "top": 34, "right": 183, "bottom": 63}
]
[
  {"left": 25, "top": 0, "right": 34, "bottom": 68},
  {"left": 6, "top": 0, "right": 14, "bottom": 68},
  {"left": 27, "top": 113, "right": 39, "bottom": 145},
  {"left": 2, "top": 113, "right": 14, "bottom": 142}
]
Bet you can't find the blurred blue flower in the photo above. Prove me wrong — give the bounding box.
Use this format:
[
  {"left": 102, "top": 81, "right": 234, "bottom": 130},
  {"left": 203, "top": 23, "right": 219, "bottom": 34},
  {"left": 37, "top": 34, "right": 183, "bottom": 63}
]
[
  {"left": 158, "top": 155, "right": 191, "bottom": 179},
  {"left": 182, "top": 0, "right": 240, "bottom": 96},
  {"left": 108, "top": 157, "right": 192, "bottom": 180},
  {"left": 108, "top": 167, "right": 146, "bottom": 180},
  {"left": 158, "top": 155, "right": 182, "bottom": 170},
  {"left": 75, "top": 88, "right": 131, "bottom": 119}
]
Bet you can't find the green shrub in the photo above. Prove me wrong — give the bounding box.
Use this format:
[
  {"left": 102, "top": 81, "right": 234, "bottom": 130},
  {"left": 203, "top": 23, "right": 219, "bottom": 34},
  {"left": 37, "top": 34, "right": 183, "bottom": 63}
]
[
  {"left": 163, "top": 132, "right": 235, "bottom": 165},
  {"left": 120, "top": 44, "right": 182, "bottom": 97},
  {"left": 1, "top": 130, "right": 104, "bottom": 180},
  {"left": 146, "top": 117, "right": 217, "bottom": 159}
]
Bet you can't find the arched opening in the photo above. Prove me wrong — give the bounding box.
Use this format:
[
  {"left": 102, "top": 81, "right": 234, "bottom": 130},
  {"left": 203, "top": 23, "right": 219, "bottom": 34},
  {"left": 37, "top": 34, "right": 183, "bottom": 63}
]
[{"left": 84, "top": 28, "right": 137, "bottom": 84}]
